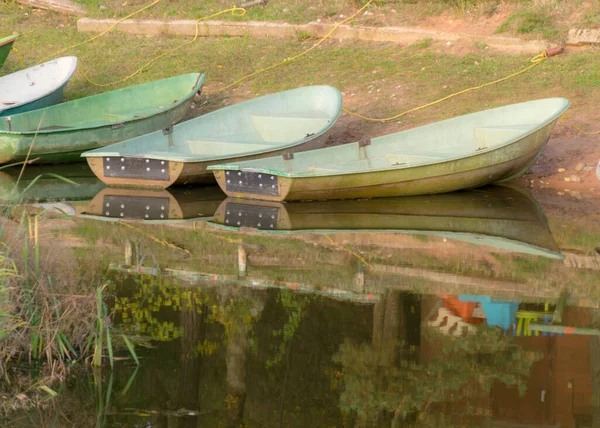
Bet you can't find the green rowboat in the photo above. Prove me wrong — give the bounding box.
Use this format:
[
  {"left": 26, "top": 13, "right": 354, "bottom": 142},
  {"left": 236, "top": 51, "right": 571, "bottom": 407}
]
[
  {"left": 0, "top": 34, "right": 19, "bottom": 69},
  {"left": 81, "top": 85, "right": 342, "bottom": 188},
  {"left": 80, "top": 186, "right": 224, "bottom": 223},
  {"left": 209, "top": 98, "right": 570, "bottom": 201},
  {"left": 0, "top": 73, "right": 205, "bottom": 165},
  {"left": 209, "top": 185, "right": 563, "bottom": 259}
]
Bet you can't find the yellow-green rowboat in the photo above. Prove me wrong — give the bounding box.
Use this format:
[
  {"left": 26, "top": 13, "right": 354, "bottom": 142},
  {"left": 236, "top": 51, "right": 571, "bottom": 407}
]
[{"left": 209, "top": 98, "right": 570, "bottom": 201}]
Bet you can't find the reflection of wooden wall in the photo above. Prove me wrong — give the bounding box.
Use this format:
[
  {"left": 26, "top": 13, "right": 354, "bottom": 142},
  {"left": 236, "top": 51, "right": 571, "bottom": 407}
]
[
  {"left": 489, "top": 307, "right": 594, "bottom": 427},
  {"left": 421, "top": 298, "right": 596, "bottom": 427},
  {"left": 491, "top": 336, "right": 554, "bottom": 425}
]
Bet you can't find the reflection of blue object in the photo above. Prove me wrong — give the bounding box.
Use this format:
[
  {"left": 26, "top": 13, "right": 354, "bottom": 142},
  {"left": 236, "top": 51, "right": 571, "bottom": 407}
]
[{"left": 459, "top": 295, "right": 519, "bottom": 331}]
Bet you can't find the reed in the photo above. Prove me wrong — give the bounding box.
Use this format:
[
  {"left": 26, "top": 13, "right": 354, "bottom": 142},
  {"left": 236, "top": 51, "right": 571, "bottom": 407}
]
[{"left": 0, "top": 171, "right": 139, "bottom": 418}]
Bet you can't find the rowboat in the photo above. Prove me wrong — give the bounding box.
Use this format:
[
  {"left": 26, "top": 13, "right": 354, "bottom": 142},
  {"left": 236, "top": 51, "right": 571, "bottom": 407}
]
[
  {"left": 0, "top": 34, "right": 19, "bottom": 69},
  {"left": 209, "top": 98, "right": 570, "bottom": 201},
  {"left": 81, "top": 85, "right": 342, "bottom": 188},
  {"left": 0, "top": 57, "right": 78, "bottom": 117},
  {"left": 0, "top": 73, "right": 205, "bottom": 165},
  {"left": 0, "top": 163, "right": 105, "bottom": 204},
  {"left": 209, "top": 185, "right": 563, "bottom": 259},
  {"left": 80, "top": 186, "right": 224, "bottom": 223}
]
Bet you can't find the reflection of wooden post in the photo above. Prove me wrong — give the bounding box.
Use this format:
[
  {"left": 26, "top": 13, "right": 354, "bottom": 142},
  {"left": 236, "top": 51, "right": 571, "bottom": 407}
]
[
  {"left": 354, "top": 261, "right": 364, "bottom": 292},
  {"left": 238, "top": 246, "right": 247, "bottom": 278},
  {"left": 591, "top": 311, "right": 600, "bottom": 426},
  {"left": 372, "top": 290, "right": 402, "bottom": 365},
  {"left": 553, "top": 290, "right": 568, "bottom": 324},
  {"left": 175, "top": 296, "right": 205, "bottom": 428},
  {"left": 124, "top": 239, "right": 132, "bottom": 265},
  {"left": 372, "top": 294, "right": 386, "bottom": 353},
  {"left": 225, "top": 289, "right": 267, "bottom": 428}
]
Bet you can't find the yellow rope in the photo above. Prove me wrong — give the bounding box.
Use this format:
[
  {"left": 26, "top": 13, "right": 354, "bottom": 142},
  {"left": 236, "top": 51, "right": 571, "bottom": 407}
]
[
  {"left": 40, "top": 0, "right": 163, "bottom": 64},
  {"left": 120, "top": 222, "right": 191, "bottom": 255},
  {"left": 343, "top": 51, "right": 549, "bottom": 122},
  {"left": 204, "top": 0, "right": 376, "bottom": 94},
  {"left": 557, "top": 213, "right": 600, "bottom": 247},
  {"left": 325, "top": 235, "right": 373, "bottom": 270},
  {"left": 212, "top": 234, "right": 243, "bottom": 244},
  {"left": 78, "top": 6, "right": 246, "bottom": 87},
  {"left": 11, "top": 46, "right": 25, "bottom": 68},
  {"left": 562, "top": 112, "right": 600, "bottom": 135}
]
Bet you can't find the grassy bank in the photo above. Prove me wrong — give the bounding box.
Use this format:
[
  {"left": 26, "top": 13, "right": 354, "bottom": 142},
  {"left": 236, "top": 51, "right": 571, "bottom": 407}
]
[
  {"left": 63, "top": 0, "right": 600, "bottom": 42},
  {"left": 1, "top": 1, "right": 599, "bottom": 137}
]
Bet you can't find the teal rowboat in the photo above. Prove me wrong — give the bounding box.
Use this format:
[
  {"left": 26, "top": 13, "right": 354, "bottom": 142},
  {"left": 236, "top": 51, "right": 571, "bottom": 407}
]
[
  {"left": 0, "top": 34, "right": 19, "bottom": 69},
  {"left": 209, "top": 185, "right": 563, "bottom": 259},
  {"left": 209, "top": 98, "right": 570, "bottom": 201},
  {"left": 81, "top": 85, "right": 342, "bottom": 188},
  {"left": 80, "top": 186, "right": 224, "bottom": 223},
  {"left": 0, "top": 73, "right": 205, "bottom": 165},
  {"left": 0, "top": 57, "right": 78, "bottom": 117}
]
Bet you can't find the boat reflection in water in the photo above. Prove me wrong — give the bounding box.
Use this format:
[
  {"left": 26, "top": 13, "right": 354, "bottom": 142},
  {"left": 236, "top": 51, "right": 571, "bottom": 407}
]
[
  {"left": 80, "top": 185, "right": 225, "bottom": 223},
  {"left": 0, "top": 164, "right": 105, "bottom": 214},
  {"left": 210, "top": 184, "right": 563, "bottom": 259}
]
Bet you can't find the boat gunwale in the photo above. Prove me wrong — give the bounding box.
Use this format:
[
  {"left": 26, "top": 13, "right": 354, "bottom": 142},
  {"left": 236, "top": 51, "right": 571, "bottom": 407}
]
[
  {"left": 80, "top": 85, "right": 344, "bottom": 162},
  {"left": 206, "top": 221, "right": 565, "bottom": 260},
  {"left": 207, "top": 98, "right": 570, "bottom": 178},
  {"left": 0, "top": 56, "right": 78, "bottom": 114},
  {"left": 0, "top": 72, "right": 205, "bottom": 136},
  {"left": 0, "top": 34, "right": 20, "bottom": 48}
]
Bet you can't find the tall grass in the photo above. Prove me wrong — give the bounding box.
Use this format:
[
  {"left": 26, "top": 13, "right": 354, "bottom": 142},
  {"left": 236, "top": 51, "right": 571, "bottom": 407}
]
[{"left": 0, "top": 174, "right": 139, "bottom": 418}]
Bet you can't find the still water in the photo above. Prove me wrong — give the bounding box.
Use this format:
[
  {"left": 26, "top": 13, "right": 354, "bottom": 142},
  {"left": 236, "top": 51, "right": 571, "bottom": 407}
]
[{"left": 2, "top": 164, "right": 600, "bottom": 427}]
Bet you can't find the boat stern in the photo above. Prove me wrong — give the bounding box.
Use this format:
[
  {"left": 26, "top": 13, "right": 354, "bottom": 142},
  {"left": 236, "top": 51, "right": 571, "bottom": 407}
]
[
  {"left": 86, "top": 155, "right": 184, "bottom": 189},
  {"left": 212, "top": 169, "right": 291, "bottom": 202},
  {"left": 212, "top": 198, "right": 290, "bottom": 230}
]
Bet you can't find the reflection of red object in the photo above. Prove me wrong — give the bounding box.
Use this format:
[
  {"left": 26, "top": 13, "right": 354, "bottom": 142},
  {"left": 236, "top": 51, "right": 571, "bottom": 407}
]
[{"left": 440, "top": 294, "right": 486, "bottom": 325}]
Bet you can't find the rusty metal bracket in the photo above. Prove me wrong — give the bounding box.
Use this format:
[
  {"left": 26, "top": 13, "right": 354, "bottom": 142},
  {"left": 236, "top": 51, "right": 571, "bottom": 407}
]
[
  {"left": 359, "top": 138, "right": 371, "bottom": 147},
  {"left": 111, "top": 122, "right": 124, "bottom": 130},
  {"left": 162, "top": 126, "right": 173, "bottom": 135},
  {"left": 545, "top": 46, "right": 564, "bottom": 57},
  {"left": 283, "top": 152, "right": 294, "bottom": 160}
]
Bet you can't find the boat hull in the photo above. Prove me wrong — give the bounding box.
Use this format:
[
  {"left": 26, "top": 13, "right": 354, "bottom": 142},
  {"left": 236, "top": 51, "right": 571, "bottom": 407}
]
[
  {"left": 0, "top": 57, "right": 78, "bottom": 117},
  {"left": 0, "top": 100, "right": 193, "bottom": 164},
  {"left": 0, "top": 35, "right": 19, "bottom": 69},
  {"left": 82, "top": 84, "right": 343, "bottom": 189},
  {"left": 0, "top": 84, "right": 67, "bottom": 118},
  {"left": 0, "top": 164, "right": 105, "bottom": 203},
  {"left": 213, "top": 118, "right": 556, "bottom": 201},
  {"left": 86, "top": 129, "right": 332, "bottom": 188},
  {"left": 80, "top": 186, "right": 225, "bottom": 222},
  {"left": 210, "top": 185, "right": 563, "bottom": 259}
]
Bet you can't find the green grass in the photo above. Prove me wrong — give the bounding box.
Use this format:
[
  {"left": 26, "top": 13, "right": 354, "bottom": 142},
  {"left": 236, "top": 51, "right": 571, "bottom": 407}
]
[
  {"left": 2, "top": 2, "right": 598, "bottom": 130},
  {"left": 496, "top": 8, "right": 562, "bottom": 40}
]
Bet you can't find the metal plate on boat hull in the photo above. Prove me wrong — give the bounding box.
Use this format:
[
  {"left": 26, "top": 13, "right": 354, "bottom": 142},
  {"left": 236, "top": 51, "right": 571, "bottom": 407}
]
[
  {"left": 223, "top": 202, "right": 279, "bottom": 230},
  {"left": 224, "top": 170, "right": 279, "bottom": 196},
  {"left": 102, "top": 157, "right": 170, "bottom": 181},
  {"left": 101, "top": 195, "right": 170, "bottom": 220}
]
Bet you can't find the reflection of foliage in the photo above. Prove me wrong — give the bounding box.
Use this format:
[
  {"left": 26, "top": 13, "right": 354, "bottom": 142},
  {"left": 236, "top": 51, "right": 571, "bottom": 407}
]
[
  {"left": 266, "top": 289, "right": 314, "bottom": 368},
  {"left": 333, "top": 325, "right": 539, "bottom": 418},
  {"left": 115, "top": 274, "right": 207, "bottom": 342},
  {"left": 114, "top": 274, "right": 263, "bottom": 352}
]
